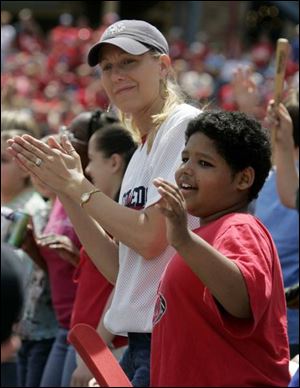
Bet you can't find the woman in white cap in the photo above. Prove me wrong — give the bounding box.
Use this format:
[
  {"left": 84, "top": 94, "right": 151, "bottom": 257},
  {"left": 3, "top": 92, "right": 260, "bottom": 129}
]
[{"left": 8, "top": 19, "right": 201, "bottom": 386}]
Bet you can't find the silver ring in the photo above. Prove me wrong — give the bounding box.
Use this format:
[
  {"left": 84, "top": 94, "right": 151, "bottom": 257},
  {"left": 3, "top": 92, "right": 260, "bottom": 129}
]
[
  {"left": 68, "top": 149, "right": 77, "bottom": 155},
  {"left": 35, "top": 158, "right": 42, "bottom": 167}
]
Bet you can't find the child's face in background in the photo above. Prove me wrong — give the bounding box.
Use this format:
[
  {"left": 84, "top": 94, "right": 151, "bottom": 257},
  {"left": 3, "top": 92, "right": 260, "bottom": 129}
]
[
  {"left": 85, "top": 135, "right": 118, "bottom": 199},
  {"left": 175, "top": 132, "right": 246, "bottom": 219}
]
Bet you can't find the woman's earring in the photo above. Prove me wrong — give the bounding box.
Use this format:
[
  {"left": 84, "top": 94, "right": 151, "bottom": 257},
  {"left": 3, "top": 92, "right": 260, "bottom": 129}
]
[
  {"left": 160, "top": 78, "right": 169, "bottom": 99},
  {"left": 106, "top": 103, "right": 112, "bottom": 113}
]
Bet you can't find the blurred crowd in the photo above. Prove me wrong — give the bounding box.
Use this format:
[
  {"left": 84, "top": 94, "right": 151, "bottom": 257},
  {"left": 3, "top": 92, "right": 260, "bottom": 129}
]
[
  {"left": 1, "top": 8, "right": 299, "bottom": 136},
  {"left": 1, "top": 9, "right": 118, "bottom": 135},
  {"left": 1, "top": 7, "right": 299, "bottom": 388}
]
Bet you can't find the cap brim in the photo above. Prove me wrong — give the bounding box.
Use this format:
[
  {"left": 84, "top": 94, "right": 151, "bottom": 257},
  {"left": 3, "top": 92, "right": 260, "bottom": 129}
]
[{"left": 87, "top": 37, "right": 150, "bottom": 67}]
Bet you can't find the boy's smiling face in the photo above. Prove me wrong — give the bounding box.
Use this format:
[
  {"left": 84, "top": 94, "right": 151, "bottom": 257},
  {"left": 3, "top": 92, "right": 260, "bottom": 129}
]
[{"left": 175, "top": 132, "right": 251, "bottom": 220}]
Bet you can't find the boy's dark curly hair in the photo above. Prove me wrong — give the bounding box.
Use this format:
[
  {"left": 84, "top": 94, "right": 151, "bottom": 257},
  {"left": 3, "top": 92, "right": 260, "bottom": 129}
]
[{"left": 185, "top": 111, "right": 272, "bottom": 202}]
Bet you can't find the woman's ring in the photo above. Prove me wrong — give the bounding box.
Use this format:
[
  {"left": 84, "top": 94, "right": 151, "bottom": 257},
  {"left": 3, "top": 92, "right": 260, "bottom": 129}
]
[{"left": 35, "top": 158, "right": 42, "bottom": 167}]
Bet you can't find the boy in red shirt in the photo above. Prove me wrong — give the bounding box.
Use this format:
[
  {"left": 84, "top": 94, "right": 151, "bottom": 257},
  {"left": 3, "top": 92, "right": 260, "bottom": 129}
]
[{"left": 151, "top": 110, "right": 290, "bottom": 387}]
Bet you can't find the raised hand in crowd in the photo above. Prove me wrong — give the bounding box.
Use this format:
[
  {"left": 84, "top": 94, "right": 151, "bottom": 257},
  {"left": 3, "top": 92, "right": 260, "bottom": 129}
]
[
  {"left": 265, "top": 99, "right": 299, "bottom": 209},
  {"left": 36, "top": 234, "right": 80, "bottom": 266},
  {"left": 21, "top": 220, "right": 48, "bottom": 271},
  {"left": 231, "top": 66, "right": 264, "bottom": 119}
]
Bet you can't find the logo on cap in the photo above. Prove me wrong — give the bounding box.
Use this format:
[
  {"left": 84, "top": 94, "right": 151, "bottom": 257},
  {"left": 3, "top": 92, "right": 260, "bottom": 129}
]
[{"left": 104, "top": 22, "right": 126, "bottom": 38}]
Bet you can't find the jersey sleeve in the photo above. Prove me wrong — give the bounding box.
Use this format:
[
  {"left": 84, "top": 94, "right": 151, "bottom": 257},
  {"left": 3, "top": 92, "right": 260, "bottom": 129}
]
[{"left": 202, "top": 223, "right": 274, "bottom": 338}]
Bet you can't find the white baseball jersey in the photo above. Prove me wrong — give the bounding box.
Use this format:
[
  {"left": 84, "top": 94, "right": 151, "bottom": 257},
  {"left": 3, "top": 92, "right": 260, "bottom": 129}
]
[{"left": 104, "top": 103, "right": 201, "bottom": 335}]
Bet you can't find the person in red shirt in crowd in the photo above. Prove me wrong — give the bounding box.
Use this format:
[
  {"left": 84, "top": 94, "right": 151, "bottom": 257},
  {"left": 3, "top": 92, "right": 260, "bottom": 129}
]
[
  {"left": 63, "top": 120, "right": 137, "bottom": 387},
  {"left": 32, "top": 115, "right": 91, "bottom": 387},
  {"left": 250, "top": 32, "right": 274, "bottom": 73},
  {"left": 30, "top": 110, "right": 133, "bottom": 387},
  {"left": 47, "top": 13, "right": 82, "bottom": 72},
  {"left": 45, "top": 110, "right": 136, "bottom": 386},
  {"left": 36, "top": 110, "right": 117, "bottom": 387},
  {"left": 151, "top": 110, "right": 290, "bottom": 387},
  {"left": 15, "top": 8, "right": 45, "bottom": 54}
]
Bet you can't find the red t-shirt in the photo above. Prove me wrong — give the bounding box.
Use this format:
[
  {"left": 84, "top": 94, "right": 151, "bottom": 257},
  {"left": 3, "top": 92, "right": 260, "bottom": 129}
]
[
  {"left": 71, "top": 248, "right": 127, "bottom": 348},
  {"left": 151, "top": 213, "right": 290, "bottom": 387},
  {"left": 40, "top": 199, "right": 81, "bottom": 329}
]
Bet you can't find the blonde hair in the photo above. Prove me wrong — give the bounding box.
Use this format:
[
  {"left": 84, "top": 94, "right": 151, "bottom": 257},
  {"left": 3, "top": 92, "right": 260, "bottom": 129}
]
[
  {"left": 1, "top": 110, "right": 41, "bottom": 138},
  {"left": 119, "top": 52, "right": 185, "bottom": 153}
]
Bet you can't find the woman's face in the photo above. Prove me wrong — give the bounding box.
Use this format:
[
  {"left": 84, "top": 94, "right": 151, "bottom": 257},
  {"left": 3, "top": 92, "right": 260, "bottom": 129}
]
[
  {"left": 85, "top": 135, "right": 115, "bottom": 197},
  {"left": 99, "top": 45, "right": 168, "bottom": 115}
]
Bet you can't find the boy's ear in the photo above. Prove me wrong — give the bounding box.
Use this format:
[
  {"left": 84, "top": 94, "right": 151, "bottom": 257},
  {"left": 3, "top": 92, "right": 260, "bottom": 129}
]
[
  {"left": 110, "top": 153, "right": 123, "bottom": 173},
  {"left": 236, "top": 167, "right": 255, "bottom": 191}
]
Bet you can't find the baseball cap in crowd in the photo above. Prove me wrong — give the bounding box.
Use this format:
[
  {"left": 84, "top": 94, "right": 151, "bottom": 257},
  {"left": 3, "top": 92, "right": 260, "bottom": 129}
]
[{"left": 88, "top": 19, "right": 169, "bottom": 67}]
